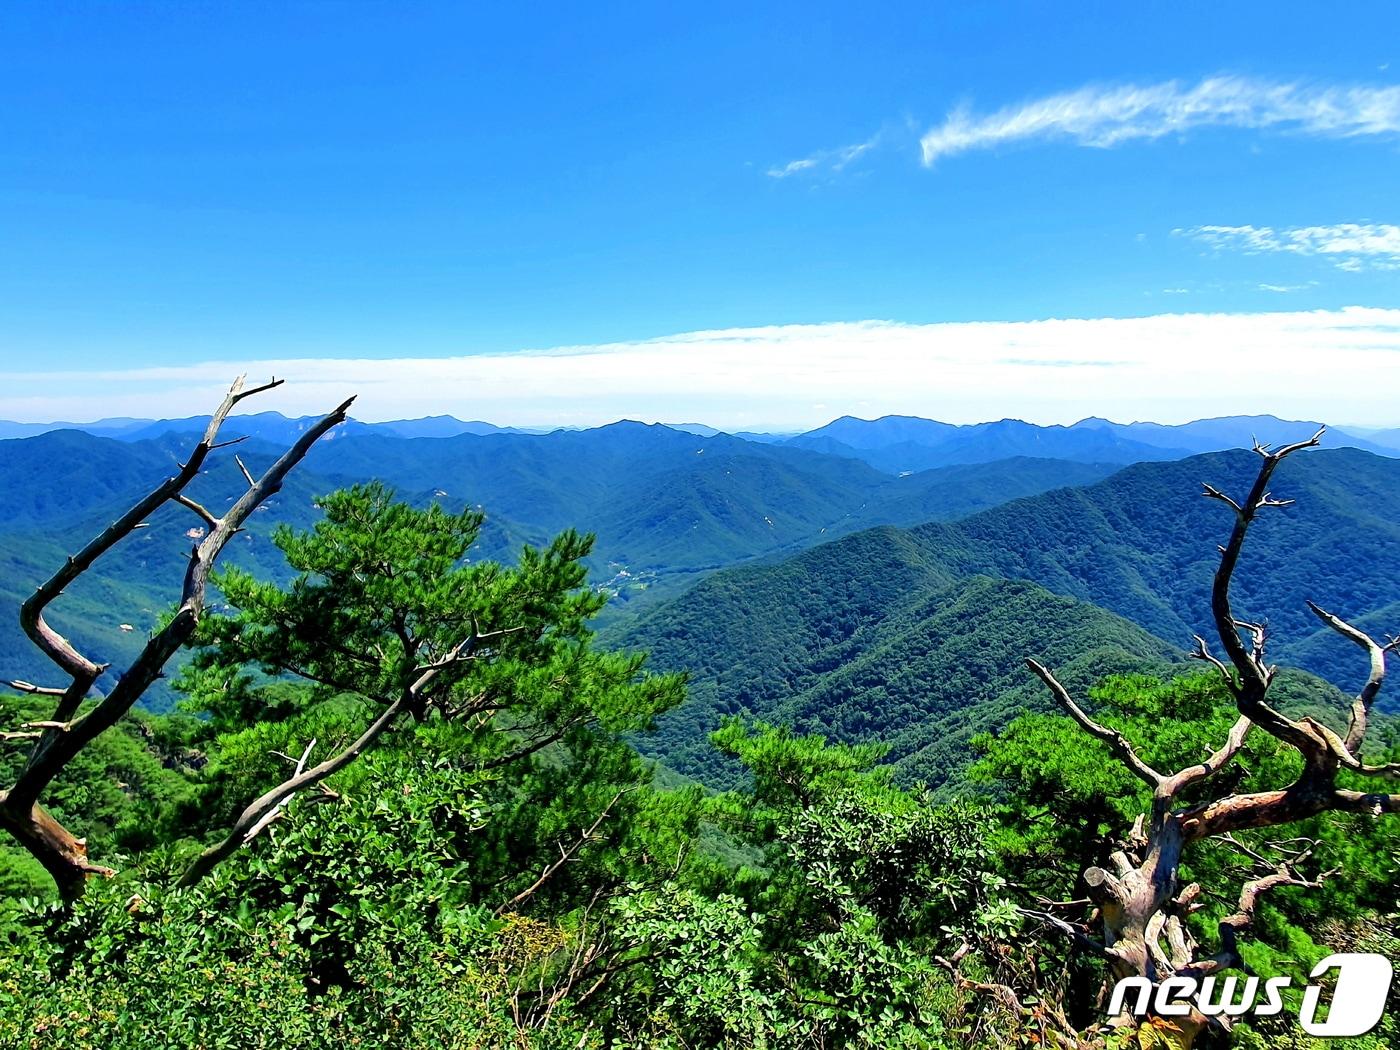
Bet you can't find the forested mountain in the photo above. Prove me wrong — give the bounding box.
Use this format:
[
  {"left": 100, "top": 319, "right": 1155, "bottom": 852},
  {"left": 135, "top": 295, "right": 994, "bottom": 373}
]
[
  {"left": 0, "top": 423, "right": 1115, "bottom": 704},
  {"left": 617, "top": 447, "right": 1400, "bottom": 784},
  {"left": 0, "top": 411, "right": 513, "bottom": 443},
  {"left": 0, "top": 416, "right": 152, "bottom": 440},
  {"left": 4, "top": 413, "right": 1399, "bottom": 1050},
  {"left": 618, "top": 551, "right": 1180, "bottom": 786},
  {"left": 10, "top": 407, "right": 1393, "bottom": 462},
  {"left": 7, "top": 415, "right": 1394, "bottom": 733}
]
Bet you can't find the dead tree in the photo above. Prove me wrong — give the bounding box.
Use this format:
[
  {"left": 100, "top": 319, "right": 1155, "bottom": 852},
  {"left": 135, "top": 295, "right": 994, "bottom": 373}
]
[
  {"left": 1025, "top": 428, "right": 1398, "bottom": 1042},
  {"left": 0, "top": 377, "right": 353, "bottom": 901}
]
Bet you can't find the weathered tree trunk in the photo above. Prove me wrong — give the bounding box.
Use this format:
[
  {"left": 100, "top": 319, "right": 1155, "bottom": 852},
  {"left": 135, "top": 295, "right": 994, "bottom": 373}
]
[{"left": 1025, "top": 428, "right": 1400, "bottom": 1048}]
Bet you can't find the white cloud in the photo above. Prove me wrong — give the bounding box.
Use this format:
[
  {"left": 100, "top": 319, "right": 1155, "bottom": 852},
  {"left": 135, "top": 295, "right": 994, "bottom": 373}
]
[
  {"left": 766, "top": 157, "right": 819, "bottom": 178},
  {"left": 920, "top": 76, "right": 1400, "bottom": 165},
  {"left": 4, "top": 309, "right": 1400, "bottom": 429},
  {"left": 767, "top": 134, "right": 880, "bottom": 178},
  {"left": 1179, "top": 223, "right": 1400, "bottom": 270}
]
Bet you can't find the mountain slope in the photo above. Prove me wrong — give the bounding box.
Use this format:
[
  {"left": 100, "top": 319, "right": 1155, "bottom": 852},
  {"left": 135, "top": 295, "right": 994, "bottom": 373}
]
[
  {"left": 619, "top": 561, "right": 1179, "bottom": 787},
  {"left": 617, "top": 447, "right": 1400, "bottom": 784}
]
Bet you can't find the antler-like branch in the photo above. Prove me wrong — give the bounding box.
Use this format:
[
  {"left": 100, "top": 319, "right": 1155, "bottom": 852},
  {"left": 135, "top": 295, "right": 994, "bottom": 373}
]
[
  {"left": 1025, "top": 659, "right": 1163, "bottom": 788},
  {"left": 1305, "top": 601, "right": 1394, "bottom": 758},
  {"left": 15, "top": 376, "right": 283, "bottom": 725},
  {"left": 8, "top": 390, "right": 355, "bottom": 815},
  {"left": 1203, "top": 428, "right": 1325, "bottom": 753},
  {"left": 1160, "top": 714, "right": 1253, "bottom": 799},
  {"left": 0, "top": 378, "right": 352, "bottom": 899},
  {"left": 1187, "top": 860, "right": 1327, "bottom": 977},
  {"left": 239, "top": 737, "right": 316, "bottom": 843},
  {"left": 1188, "top": 635, "right": 1235, "bottom": 692}
]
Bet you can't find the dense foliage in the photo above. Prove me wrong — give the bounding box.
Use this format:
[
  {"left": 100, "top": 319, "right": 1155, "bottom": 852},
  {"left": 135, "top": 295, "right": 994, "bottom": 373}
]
[{"left": 2, "top": 477, "right": 1397, "bottom": 1048}]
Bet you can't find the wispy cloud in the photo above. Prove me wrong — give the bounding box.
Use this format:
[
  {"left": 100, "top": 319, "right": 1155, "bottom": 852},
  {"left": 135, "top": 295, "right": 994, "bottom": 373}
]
[
  {"left": 920, "top": 76, "right": 1400, "bottom": 165},
  {"left": 767, "top": 134, "right": 880, "bottom": 179},
  {"left": 1179, "top": 223, "right": 1400, "bottom": 271},
  {"left": 4, "top": 310, "right": 1400, "bottom": 429}
]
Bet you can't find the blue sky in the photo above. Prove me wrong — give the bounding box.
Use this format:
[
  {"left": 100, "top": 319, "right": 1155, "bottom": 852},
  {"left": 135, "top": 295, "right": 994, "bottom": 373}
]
[{"left": 1, "top": 3, "right": 1398, "bottom": 426}]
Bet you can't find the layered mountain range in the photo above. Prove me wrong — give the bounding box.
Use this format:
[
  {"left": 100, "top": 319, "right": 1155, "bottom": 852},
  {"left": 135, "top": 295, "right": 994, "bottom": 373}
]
[{"left": 2, "top": 410, "right": 1393, "bottom": 788}]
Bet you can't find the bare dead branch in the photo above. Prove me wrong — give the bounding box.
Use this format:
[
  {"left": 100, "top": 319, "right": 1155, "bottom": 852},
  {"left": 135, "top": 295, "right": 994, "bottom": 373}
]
[
  {"left": 1204, "top": 431, "right": 1325, "bottom": 752},
  {"left": 1188, "top": 635, "right": 1235, "bottom": 691},
  {"left": 1200, "top": 483, "right": 1243, "bottom": 517},
  {"left": 177, "top": 694, "right": 407, "bottom": 888},
  {"left": 495, "top": 788, "right": 630, "bottom": 916},
  {"left": 1161, "top": 714, "right": 1252, "bottom": 798},
  {"left": 15, "top": 375, "right": 275, "bottom": 723},
  {"left": 8, "top": 392, "right": 356, "bottom": 817},
  {"left": 177, "top": 627, "right": 487, "bottom": 888},
  {"left": 1232, "top": 619, "right": 1267, "bottom": 666},
  {"left": 233, "top": 454, "right": 256, "bottom": 487},
  {"left": 1188, "top": 863, "right": 1325, "bottom": 977},
  {"left": 240, "top": 738, "right": 315, "bottom": 843},
  {"left": 1218, "top": 833, "right": 1283, "bottom": 869},
  {"left": 173, "top": 494, "right": 220, "bottom": 529},
  {"left": 1305, "top": 601, "right": 1391, "bottom": 757},
  {"left": 230, "top": 376, "right": 284, "bottom": 402},
  {"left": 0, "top": 376, "right": 352, "bottom": 899},
  {"left": 3, "top": 680, "right": 70, "bottom": 697},
  {"left": 420, "top": 624, "right": 528, "bottom": 671},
  {"left": 0, "top": 792, "right": 116, "bottom": 892},
  {"left": 1025, "top": 659, "right": 1163, "bottom": 788}
]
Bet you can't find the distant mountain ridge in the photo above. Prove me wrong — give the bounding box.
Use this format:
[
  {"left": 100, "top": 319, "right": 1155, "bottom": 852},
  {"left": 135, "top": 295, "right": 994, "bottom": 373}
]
[
  {"left": 3, "top": 411, "right": 1393, "bottom": 465},
  {"left": 784, "top": 413, "right": 1395, "bottom": 473},
  {"left": 0, "top": 412, "right": 548, "bottom": 442}
]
